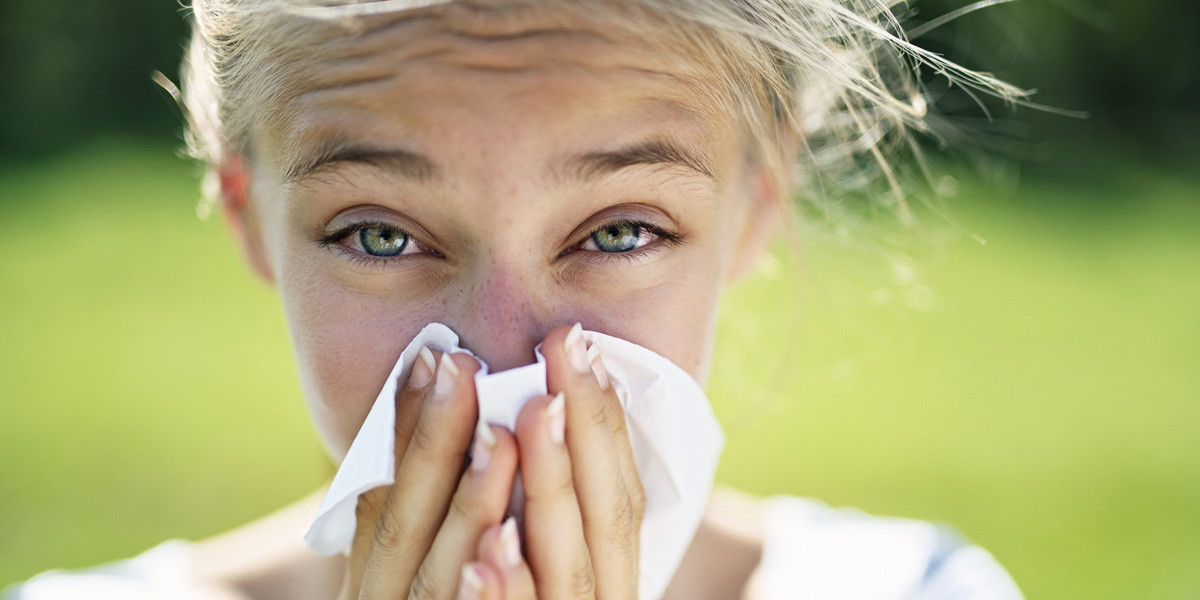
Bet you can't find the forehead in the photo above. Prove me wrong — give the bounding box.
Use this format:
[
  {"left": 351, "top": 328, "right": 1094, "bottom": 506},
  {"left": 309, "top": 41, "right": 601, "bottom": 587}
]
[{"left": 251, "top": 4, "right": 739, "bottom": 176}]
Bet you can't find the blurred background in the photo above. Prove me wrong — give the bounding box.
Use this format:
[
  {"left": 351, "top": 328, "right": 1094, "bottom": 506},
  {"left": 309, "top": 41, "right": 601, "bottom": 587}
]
[{"left": 1, "top": 0, "right": 1196, "bottom": 598}]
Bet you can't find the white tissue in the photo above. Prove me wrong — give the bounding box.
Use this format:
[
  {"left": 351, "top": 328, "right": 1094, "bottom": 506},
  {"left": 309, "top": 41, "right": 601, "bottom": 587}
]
[{"left": 304, "top": 323, "right": 724, "bottom": 600}]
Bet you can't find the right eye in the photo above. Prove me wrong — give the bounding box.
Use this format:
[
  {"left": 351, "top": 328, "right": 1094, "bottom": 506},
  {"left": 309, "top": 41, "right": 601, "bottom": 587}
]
[
  {"left": 321, "top": 222, "right": 425, "bottom": 261},
  {"left": 357, "top": 226, "right": 409, "bottom": 257}
]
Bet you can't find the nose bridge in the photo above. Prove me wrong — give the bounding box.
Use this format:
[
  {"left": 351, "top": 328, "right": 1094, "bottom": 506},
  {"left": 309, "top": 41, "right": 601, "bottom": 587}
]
[{"left": 454, "top": 256, "right": 547, "bottom": 372}]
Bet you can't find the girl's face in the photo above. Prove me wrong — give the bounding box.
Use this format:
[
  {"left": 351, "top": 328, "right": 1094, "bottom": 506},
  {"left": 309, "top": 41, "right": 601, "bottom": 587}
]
[{"left": 226, "top": 9, "right": 780, "bottom": 461}]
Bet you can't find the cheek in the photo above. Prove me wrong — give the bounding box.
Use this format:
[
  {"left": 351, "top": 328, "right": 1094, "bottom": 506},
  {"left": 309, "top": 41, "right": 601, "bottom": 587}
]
[
  {"left": 278, "top": 262, "right": 446, "bottom": 463},
  {"left": 596, "top": 276, "right": 724, "bottom": 383},
  {"left": 578, "top": 242, "right": 729, "bottom": 383}
]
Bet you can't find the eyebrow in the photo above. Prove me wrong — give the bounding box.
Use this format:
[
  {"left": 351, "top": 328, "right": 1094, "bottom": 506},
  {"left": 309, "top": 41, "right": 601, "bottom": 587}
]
[
  {"left": 561, "top": 138, "right": 716, "bottom": 183},
  {"left": 283, "top": 136, "right": 714, "bottom": 185},
  {"left": 282, "top": 142, "right": 438, "bottom": 184}
]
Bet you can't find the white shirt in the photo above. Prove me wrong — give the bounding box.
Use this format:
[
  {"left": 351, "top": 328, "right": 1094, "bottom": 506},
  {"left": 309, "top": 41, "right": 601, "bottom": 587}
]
[
  {"left": 5, "top": 497, "right": 1024, "bottom": 600},
  {"left": 757, "top": 497, "right": 1023, "bottom": 600}
]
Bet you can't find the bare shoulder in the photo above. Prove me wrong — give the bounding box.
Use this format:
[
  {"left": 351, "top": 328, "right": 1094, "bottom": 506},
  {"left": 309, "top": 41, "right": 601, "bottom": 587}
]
[{"left": 189, "top": 487, "right": 345, "bottom": 600}]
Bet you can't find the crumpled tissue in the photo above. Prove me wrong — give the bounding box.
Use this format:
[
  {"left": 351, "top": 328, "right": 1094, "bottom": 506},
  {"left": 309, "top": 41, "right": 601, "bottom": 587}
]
[{"left": 304, "top": 323, "right": 724, "bottom": 600}]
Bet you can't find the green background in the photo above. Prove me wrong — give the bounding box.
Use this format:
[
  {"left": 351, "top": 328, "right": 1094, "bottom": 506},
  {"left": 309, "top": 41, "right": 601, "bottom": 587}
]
[{"left": 1, "top": 0, "right": 1198, "bottom": 597}]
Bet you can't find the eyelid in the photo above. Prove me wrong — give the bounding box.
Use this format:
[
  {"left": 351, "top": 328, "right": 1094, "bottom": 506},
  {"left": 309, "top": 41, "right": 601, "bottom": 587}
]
[
  {"left": 568, "top": 203, "right": 682, "bottom": 235},
  {"left": 319, "top": 220, "right": 402, "bottom": 246},
  {"left": 564, "top": 203, "right": 682, "bottom": 248},
  {"left": 322, "top": 204, "right": 444, "bottom": 250}
]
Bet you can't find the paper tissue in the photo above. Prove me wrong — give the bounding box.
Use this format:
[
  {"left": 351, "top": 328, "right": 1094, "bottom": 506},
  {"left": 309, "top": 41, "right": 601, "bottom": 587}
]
[{"left": 304, "top": 323, "right": 724, "bottom": 600}]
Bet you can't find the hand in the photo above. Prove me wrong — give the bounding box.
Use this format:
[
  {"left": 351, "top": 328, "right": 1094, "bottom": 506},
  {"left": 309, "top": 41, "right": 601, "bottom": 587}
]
[
  {"left": 457, "top": 325, "right": 646, "bottom": 600},
  {"left": 339, "top": 348, "right": 521, "bottom": 600}
]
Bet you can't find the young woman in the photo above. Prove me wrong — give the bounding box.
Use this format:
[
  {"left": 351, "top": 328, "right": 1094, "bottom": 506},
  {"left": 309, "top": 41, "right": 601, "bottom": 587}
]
[{"left": 8, "top": 1, "right": 1027, "bottom": 598}]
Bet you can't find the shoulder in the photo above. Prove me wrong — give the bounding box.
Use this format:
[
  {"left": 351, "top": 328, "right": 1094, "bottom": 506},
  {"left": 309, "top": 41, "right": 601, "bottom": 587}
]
[{"left": 753, "top": 495, "right": 1024, "bottom": 600}]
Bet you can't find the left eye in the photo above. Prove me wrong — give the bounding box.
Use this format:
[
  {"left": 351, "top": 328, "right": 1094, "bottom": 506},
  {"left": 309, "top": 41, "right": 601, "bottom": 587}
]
[{"left": 581, "top": 222, "right": 657, "bottom": 253}]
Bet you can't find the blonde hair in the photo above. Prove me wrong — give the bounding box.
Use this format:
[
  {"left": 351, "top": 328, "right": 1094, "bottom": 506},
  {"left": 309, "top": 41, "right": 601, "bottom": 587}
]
[{"left": 180, "top": 0, "right": 1029, "bottom": 227}]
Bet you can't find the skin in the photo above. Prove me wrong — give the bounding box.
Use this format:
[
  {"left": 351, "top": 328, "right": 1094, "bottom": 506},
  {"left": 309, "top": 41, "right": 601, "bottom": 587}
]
[{"left": 207, "top": 4, "right": 788, "bottom": 599}]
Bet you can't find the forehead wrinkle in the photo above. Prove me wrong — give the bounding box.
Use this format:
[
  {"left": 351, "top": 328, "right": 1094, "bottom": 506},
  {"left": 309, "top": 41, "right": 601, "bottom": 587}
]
[
  {"left": 297, "top": 30, "right": 622, "bottom": 106},
  {"left": 300, "top": 3, "right": 700, "bottom": 92},
  {"left": 337, "top": 30, "right": 641, "bottom": 79},
  {"left": 323, "top": 2, "right": 617, "bottom": 61},
  {"left": 361, "top": 1, "right": 617, "bottom": 43},
  {"left": 267, "top": 1, "right": 721, "bottom": 121},
  {"left": 275, "top": 64, "right": 730, "bottom": 190},
  {"left": 258, "top": 6, "right": 740, "bottom": 187},
  {"left": 291, "top": 32, "right": 710, "bottom": 121}
]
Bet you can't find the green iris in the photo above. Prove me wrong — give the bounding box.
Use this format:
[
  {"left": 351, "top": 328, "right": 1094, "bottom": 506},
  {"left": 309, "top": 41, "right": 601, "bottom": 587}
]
[
  {"left": 359, "top": 226, "right": 408, "bottom": 257},
  {"left": 591, "top": 223, "right": 641, "bottom": 253}
]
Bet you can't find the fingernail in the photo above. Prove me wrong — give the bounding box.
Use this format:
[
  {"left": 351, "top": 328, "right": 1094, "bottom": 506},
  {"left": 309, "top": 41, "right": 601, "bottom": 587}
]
[
  {"left": 565, "top": 323, "right": 590, "bottom": 374},
  {"left": 434, "top": 353, "right": 459, "bottom": 400},
  {"left": 586, "top": 344, "right": 609, "bottom": 390},
  {"left": 408, "top": 346, "right": 436, "bottom": 389},
  {"left": 472, "top": 420, "right": 496, "bottom": 472},
  {"left": 499, "top": 517, "right": 521, "bottom": 568},
  {"left": 458, "top": 564, "right": 484, "bottom": 600},
  {"left": 546, "top": 392, "right": 565, "bottom": 444}
]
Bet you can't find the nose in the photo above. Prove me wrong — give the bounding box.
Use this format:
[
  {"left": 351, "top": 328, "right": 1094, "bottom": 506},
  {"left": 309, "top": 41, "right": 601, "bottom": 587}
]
[{"left": 450, "top": 262, "right": 552, "bottom": 372}]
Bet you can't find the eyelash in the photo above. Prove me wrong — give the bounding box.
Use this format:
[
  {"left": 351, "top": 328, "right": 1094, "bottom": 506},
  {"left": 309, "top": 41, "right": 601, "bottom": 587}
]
[{"left": 316, "top": 218, "right": 683, "bottom": 267}]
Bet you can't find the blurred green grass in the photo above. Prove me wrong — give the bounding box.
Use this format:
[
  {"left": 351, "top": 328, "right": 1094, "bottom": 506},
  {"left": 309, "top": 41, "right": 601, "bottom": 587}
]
[{"left": 1, "top": 139, "right": 1197, "bottom": 598}]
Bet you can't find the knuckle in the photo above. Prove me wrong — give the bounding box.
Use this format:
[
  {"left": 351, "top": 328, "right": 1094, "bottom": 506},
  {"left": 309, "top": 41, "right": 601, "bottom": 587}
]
[
  {"left": 607, "top": 412, "right": 627, "bottom": 438},
  {"left": 605, "top": 495, "right": 637, "bottom": 552},
  {"left": 372, "top": 507, "right": 416, "bottom": 550},
  {"left": 355, "top": 488, "right": 388, "bottom": 524},
  {"left": 528, "top": 471, "right": 577, "bottom": 502},
  {"left": 364, "top": 536, "right": 409, "bottom": 574},
  {"left": 628, "top": 479, "right": 647, "bottom": 519},
  {"left": 553, "top": 472, "right": 578, "bottom": 499},
  {"left": 569, "top": 559, "right": 596, "bottom": 599},
  {"left": 603, "top": 396, "right": 627, "bottom": 431},
  {"left": 448, "top": 488, "right": 479, "bottom": 524},
  {"left": 409, "top": 413, "right": 443, "bottom": 457},
  {"left": 583, "top": 396, "right": 609, "bottom": 430},
  {"left": 407, "top": 566, "right": 442, "bottom": 600}
]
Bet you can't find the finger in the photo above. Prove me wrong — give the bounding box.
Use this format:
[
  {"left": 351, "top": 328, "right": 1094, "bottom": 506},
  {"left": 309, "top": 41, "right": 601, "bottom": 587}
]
[
  {"left": 516, "top": 392, "right": 595, "bottom": 600},
  {"left": 585, "top": 342, "right": 645, "bottom": 537},
  {"left": 457, "top": 562, "right": 502, "bottom": 600},
  {"left": 543, "top": 324, "right": 638, "bottom": 599},
  {"left": 397, "top": 346, "right": 440, "bottom": 460},
  {"left": 476, "top": 519, "right": 536, "bottom": 600},
  {"left": 343, "top": 345, "right": 442, "bottom": 599},
  {"left": 360, "top": 352, "right": 482, "bottom": 599},
  {"left": 411, "top": 425, "right": 519, "bottom": 600}
]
